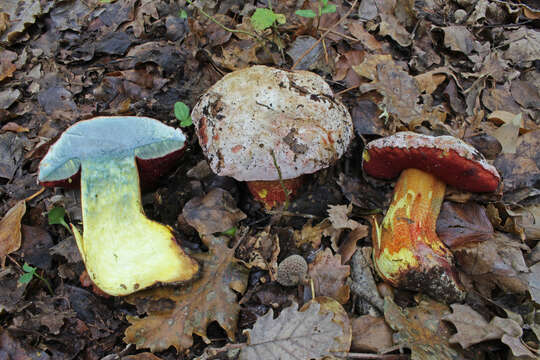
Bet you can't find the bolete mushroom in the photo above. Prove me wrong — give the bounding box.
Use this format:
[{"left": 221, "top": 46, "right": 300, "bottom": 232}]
[
  {"left": 38, "top": 116, "right": 199, "bottom": 296},
  {"left": 362, "top": 132, "right": 500, "bottom": 302},
  {"left": 191, "top": 65, "right": 353, "bottom": 209}
]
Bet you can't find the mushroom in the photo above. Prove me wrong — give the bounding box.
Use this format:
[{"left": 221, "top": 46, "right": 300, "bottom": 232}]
[
  {"left": 362, "top": 131, "right": 500, "bottom": 302},
  {"left": 277, "top": 254, "right": 308, "bottom": 287},
  {"left": 38, "top": 116, "right": 199, "bottom": 296},
  {"left": 191, "top": 65, "right": 353, "bottom": 209}
]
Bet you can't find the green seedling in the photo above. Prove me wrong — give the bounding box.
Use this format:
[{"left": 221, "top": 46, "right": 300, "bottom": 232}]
[
  {"left": 250, "top": 8, "right": 286, "bottom": 31},
  {"left": 220, "top": 227, "right": 238, "bottom": 237},
  {"left": 48, "top": 207, "right": 72, "bottom": 233},
  {"left": 19, "top": 263, "right": 53, "bottom": 294},
  {"left": 179, "top": 9, "right": 188, "bottom": 19},
  {"left": 174, "top": 101, "right": 193, "bottom": 127},
  {"left": 295, "top": 0, "right": 337, "bottom": 18}
]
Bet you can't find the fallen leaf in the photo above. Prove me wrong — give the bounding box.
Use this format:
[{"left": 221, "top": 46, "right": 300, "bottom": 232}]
[
  {"left": 493, "top": 130, "right": 540, "bottom": 201},
  {"left": 293, "top": 219, "right": 330, "bottom": 249},
  {"left": 0, "top": 200, "right": 25, "bottom": 267},
  {"left": 443, "top": 304, "right": 536, "bottom": 358},
  {"left": 309, "top": 248, "right": 350, "bottom": 304},
  {"left": 384, "top": 297, "right": 463, "bottom": 360},
  {"left": 122, "top": 353, "right": 163, "bottom": 360},
  {"left": 348, "top": 22, "right": 382, "bottom": 51},
  {"left": 436, "top": 201, "right": 494, "bottom": 248},
  {"left": 0, "top": 89, "right": 21, "bottom": 110},
  {"left": 415, "top": 69, "right": 447, "bottom": 95},
  {"left": 526, "top": 262, "right": 540, "bottom": 305},
  {"left": 338, "top": 225, "right": 368, "bottom": 264},
  {"left": 0, "top": 49, "right": 17, "bottom": 82},
  {"left": 182, "top": 188, "right": 246, "bottom": 235},
  {"left": 351, "top": 315, "right": 394, "bottom": 352},
  {"left": 240, "top": 299, "right": 348, "bottom": 360},
  {"left": 438, "top": 26, "right": 488, "bottom": 58},
  {"left": 327, "top": 204, "right": 362, "bottom": 230},
  {"left": 511, "top": 79, "right": 540, "bottom": 110},
  {"left": 377, "top": 0, "right": 413, "bottom": 47},
  {"left": 287, "top": 35, "right": 332, "bottom": 73},
  {"left": 333, "top": 50, "right": 365, "bottom": 88},
  {"left": 350, "top": 248, "right": 384, "bottom": 313},
  {"left": 0, "top": 122, "right": 29, "bottom": 133},
  {"left": 0, "top": 0, "right": 42, "bottom": 43},
  {"left": 503, "top": 27, "right": 540, "bottom": 64},
  {"left": 0, "top": 266, "right": 28, "bottom": 313},
  {"left": 453, "top": 232, "right": 529, "bottom": 295},
  {"left": 0, "top": 328, "right": 50, "bottom": 359},
  {"left": 124, "top": 235, "right": 249, "bottom": 352},
  {"left": 236, "top": 227, "right": 279, "bottom": 277},
  {"left": 352, "top": 53, "right": 394, "bottom": 81}
]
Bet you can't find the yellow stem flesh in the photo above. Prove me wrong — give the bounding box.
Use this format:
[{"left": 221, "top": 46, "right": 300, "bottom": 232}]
[{"left": 73, "top": 156, "right": 198, "bottom": 296}]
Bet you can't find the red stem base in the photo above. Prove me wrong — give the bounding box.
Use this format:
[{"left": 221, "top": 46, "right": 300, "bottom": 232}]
[{"left": 246, "top": 177, "right": 304, "bottom": 209}]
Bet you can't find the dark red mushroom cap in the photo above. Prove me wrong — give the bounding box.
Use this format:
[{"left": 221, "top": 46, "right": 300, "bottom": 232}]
[{"left": 362, "top": 132, "right": 501, "bottom": 192}]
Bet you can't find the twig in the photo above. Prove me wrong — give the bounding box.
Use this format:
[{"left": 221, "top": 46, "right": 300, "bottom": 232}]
[
  {"left": 336, "top": 84, "right": 360, "bottom": 96},
  {"left": 291, "top": 0, "right": 358, "bottom": 70},
  {"left": 185, "top": 0, "right": 263, "bottom": 41},
  {"left": 25, "top": 187, "right": 45, "bottom": 202},
  {"left": 319, "top": 27, "right": 358, "bottom": 41},
  {"left": 266, "top": 210, "right": 322, "bottom": 219},
  {"left": 333, "top": 353, "right": 409, "bottom": 359},
  {"left": 270, "top": 150, "right": 290, "bottom": 210}
]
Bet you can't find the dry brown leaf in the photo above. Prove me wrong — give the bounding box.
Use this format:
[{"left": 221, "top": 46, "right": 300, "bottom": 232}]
[
  {"left": 309, "top": 248, "right": 350, "bottom": 304},
  {"left": 443, "top": 304, "right": 536, "bottom": 358},
  {"left": 351, "top": 315, "right": 394, "bottom": 353},
  {"left": 122, "top": 353, "right": 163, "bottom": 360},
  {"left": 182, "top": 188, "right": 246, "bottom": 235},
  {"left": 352, "top": 53, "right": 394, "bottom": 81},
  {"left": 360, "top": 60, "right": 448, "bottom": 130},
  {"left": 493, "top": 130, "right": 540, "bottom": 200},
  {"left": 0, "top": 122, "right": 29, "bottom": 133},
  {"left": 348, "top": 22, "right": 383, "bottom": 51},
  {"left": 0, "top": 0, "right": 42, "bottom": 43},
  {"left": 333, "top": 50, "right": 365, "bottom": 88},
  {"left": 124, "top": 235, "right": 249, "bottom": 352},
  {"left": 436, "top": 201, "right": 494, "bottom": 249},
  {"left": 338, "top": 225, "right": 368, "bottom": 264},
  {"left": 377, "top": 0, "right": 413, "bottom": 47},
  {"left": 415, "top": 70, "right": 447, "bottom": 95},
  {"left": 240, "top": 298, "right": 350, "bottom": 360},
  {"left": 525, "top": 262, "right": 540, "bottom": 304},
  {"left": 503, "top": 28, "right": 540, "bottom": 64},
  {"left": 0, "top": 200, "right": 25, "bottom": 267},
  {"left": 236, "top": 227, "right": 279, "bottom": 278},
  {"left": 0, "top": 49, "right": 17, "bottom": 82},
  {"left": 384, "top": 297, "right": 463, "bottom": 360},
  {"left": 453, "top": 232, "right": 529, "bottom": 295},
  {"left": 327, "top": 204, "right": 361, "bottom": 230},
  {"left": 293, "top": 219, "right": 331, "bottom": 249}
]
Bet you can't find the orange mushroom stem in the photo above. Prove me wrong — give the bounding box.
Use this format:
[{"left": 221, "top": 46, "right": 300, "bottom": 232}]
[
  {"left": 246, "top": 177, "right": 304, "bottom": 209},
  {"left": 371, "top": 168, "right": 465, "bottom": 303}
]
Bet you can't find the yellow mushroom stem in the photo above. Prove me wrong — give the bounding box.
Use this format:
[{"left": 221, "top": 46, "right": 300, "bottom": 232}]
[{"left": 372, "top": 168, "right": 465, "bottom": 302}]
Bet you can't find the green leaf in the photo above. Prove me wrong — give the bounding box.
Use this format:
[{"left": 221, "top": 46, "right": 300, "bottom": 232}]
[
  {"left": 275, "top": 13, "right": 287, "bottom": 25},
  {"left": 321, "top": 4, "right": 337, "bottom": 14},
  {"left": 321, "top": 0, "right": 329, "bottom": 6},
  {"left": 295, "top": 9, "right": 317, "bottom": 18},
  {"left": 48, "top": 207, "right": 71, "bottom": 232},
  {"left": 19, "top": 272, "right": 34, "bottom": 284},
  {"left": 174, "top": 101, "right": 190, "bottom": 121},
  {"left": 251, "top": 8, "right": 277, "bottom": 31},
  {"left": 179, "top": 9, "right": 188, "bottom": 19},
  {"left": 22, "top": 263, "right": 36, "bottom": 273},
  {"left": 220, "top": 227, "right": 237, "bottom": 237},
  {"left": 174, "top": 101, "right": 193, "bottom": 127},
  {"left": 180, "top": 117, "right": 193, "bottom": 127}
]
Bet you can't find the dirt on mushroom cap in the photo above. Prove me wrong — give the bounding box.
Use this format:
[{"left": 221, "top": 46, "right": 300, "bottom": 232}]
[{"left": 191, "top": 65, "right": 354, "bottom": 182}]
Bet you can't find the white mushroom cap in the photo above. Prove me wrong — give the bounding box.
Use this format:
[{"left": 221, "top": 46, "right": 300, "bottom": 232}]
[{"left": 191, "top": 66, "right": 354, "bottom": 181}]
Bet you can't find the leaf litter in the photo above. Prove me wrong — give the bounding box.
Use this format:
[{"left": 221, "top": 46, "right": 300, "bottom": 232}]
[{"left": 0, "top": 0, "right": 539, "bottom": 358}]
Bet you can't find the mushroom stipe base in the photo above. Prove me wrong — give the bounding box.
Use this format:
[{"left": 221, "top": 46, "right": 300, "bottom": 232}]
[
  {"left": 246, "top": 177, "right": 304, "bottom": 209},
  {"left": 371, "top": 168, "right": 465, "bottom": 303},
  {"left": 73, "top": 156, "right": 199, "bottom": 296}
]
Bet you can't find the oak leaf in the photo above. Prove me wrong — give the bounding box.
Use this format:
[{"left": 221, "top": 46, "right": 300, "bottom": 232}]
[
  {"left": 0, "top": 200, "right": 26, "bottom": 267},
  {"left": 240, "top": 298, "right": 349, "bottom": 360},
  {"left": 443, "top": 304, "right": 536, "bottom": 358},
  {"left": 309, "top": 248, "right": 350, "bottom": 304},
  {"left": 124, "top": 235, "right": 249, "bottom": 352},
  {"left": 384, "top": 297, "right": 463, "bottom": 360}
]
